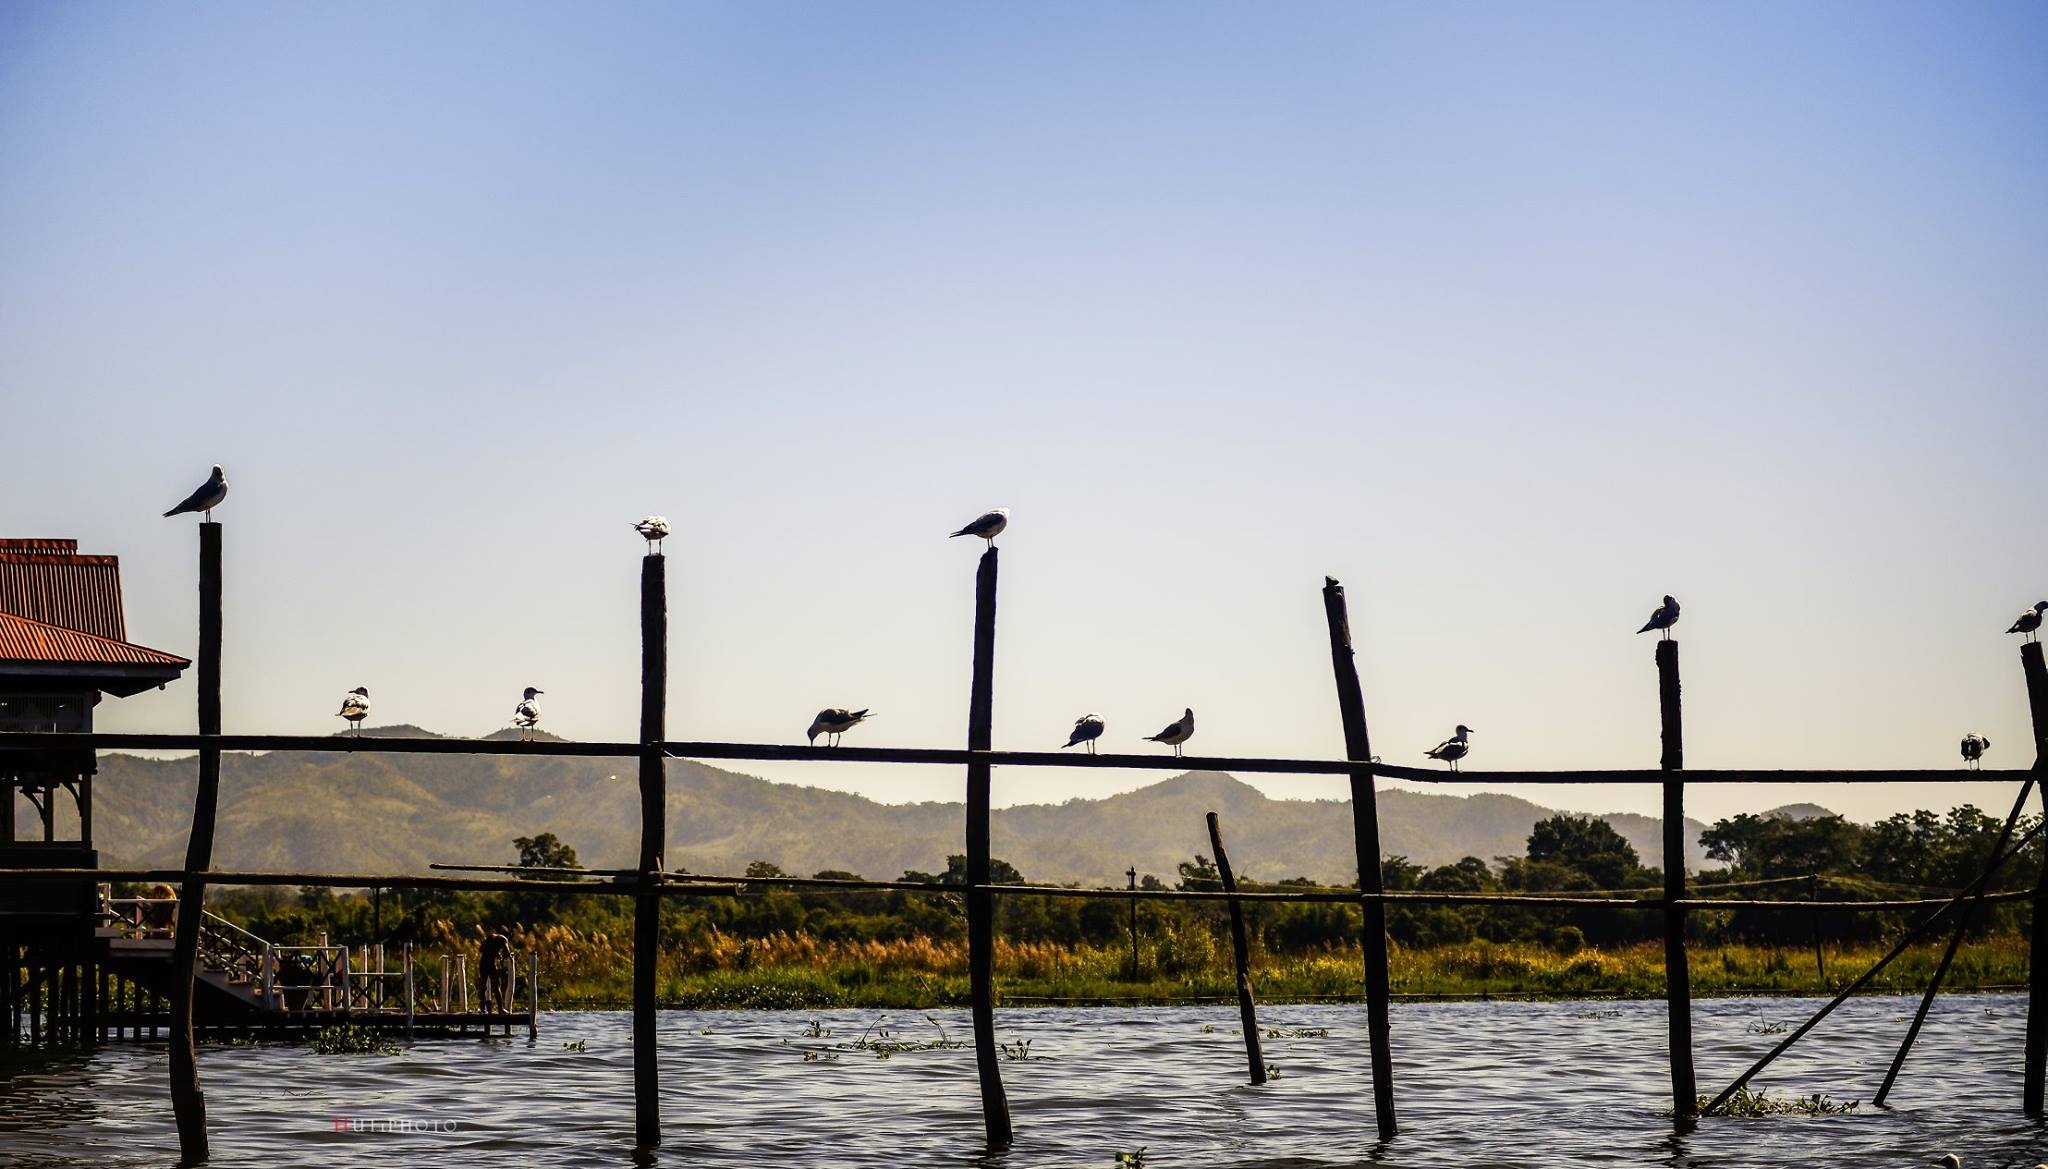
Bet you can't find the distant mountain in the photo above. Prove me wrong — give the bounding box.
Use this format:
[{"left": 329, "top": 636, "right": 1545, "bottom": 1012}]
[
  {"left": 1761, "top": 803, "right": 1837, "bottom": 822},
  {"left": 86, "top": 731, "right": 1721, "bottom": 885}
]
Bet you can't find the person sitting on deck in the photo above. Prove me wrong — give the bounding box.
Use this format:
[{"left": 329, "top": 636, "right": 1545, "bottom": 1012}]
[
  {"left": 140, "top": 883, "right": 177, "bottom": 937},
  {"left": 477, "top": 932, "right": 515, "bottom": 1013}
]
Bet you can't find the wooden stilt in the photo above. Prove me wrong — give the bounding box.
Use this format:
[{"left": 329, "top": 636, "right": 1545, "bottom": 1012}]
[
  {"left": 633, "top": 553, "right": 667, "bottom": 1150},
  {"left": 1320, "top": 578, "right": 1396, "bottom": 1140},
  {"left": 169, "top": 520, "right": 222, "bottom": 1162},
  {"left": 1657, "top": 639, "right": 1696, "bottom": 1122},
  {"left": 965, "top": 547, "right": 1012, "bottom": 1149},
  {"left": 1206, "top": 811, "right": 1266, "bottom": 1084},
  {"left": 2021, "top": 641, "right": 2048, "bottom": 1117}
]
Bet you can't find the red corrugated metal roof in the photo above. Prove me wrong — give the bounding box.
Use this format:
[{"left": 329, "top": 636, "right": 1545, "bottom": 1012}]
[
  {"left": 0, "top": 539, "right": 127, "bottom": 640},
  {"left": 0, "top": 611, "right": 188, "bottom": 668}
]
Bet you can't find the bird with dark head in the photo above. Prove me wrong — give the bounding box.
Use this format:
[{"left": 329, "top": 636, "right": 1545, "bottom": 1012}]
[
  {"left": 1063, "top": 713, "right": 1106, "bottom": 754},
  {"left": 807, "top": 707, "right": 870, "bottom": 747},
  {"left": 335, "top": 687, "right": 370, "bottom": 734},
  {"left": 163, "top": 465, "right": 229, "bottom": 521},
  {"left": 950, "top": 508, "right": 1009, "bottom": 547},
  {"left": 1143, "top": 708, "right": 1194, "bottom": 757},
  {"left": 2008, "top": 601, "right": 2047, "bottom": 643},
  {"left": 513, "top": 687, "right": 543, "bottom": 738},
  {"left": 1425, "top": 725, "right": 1474, "bottom": 771},
  {"left": 1637, "top": 595, "right": 1680, "bottom": 639}
]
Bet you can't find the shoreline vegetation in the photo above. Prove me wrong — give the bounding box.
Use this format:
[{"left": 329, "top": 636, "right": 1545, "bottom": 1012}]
[
  {"left": 188, "top": 802, "right": 2040, "bottom": 1014},
  {"left": 513, "top": 932, "right": 2033, "bottom": 1011}
]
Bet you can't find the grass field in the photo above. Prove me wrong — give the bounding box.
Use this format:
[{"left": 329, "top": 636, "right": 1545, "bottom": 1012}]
[{"left": 414, "top": 922, "right": 2032, "bottom": 1010}]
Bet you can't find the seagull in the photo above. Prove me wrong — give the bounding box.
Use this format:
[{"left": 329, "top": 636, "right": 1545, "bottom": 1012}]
[
  {"left": 513, "top": 687, "right": 543, "bottom": 738},
  {"left": 632, "top": 516, "right": 672, "bottom": 553},
  {"left": 335, "top": 687, "right": 370, "bottom": 734},
  {"left": 162, "top": 465, "right": 228, "bottom": 521},
  {"left": 1063, "top": 713, "right": 1106, "bottom": 754},
  {"left": 950, "top": 508, "right": 1009, "bottom": 547},
  {"left": 1425, "top": 725, "right": 1473, "bottom": 772},
  {"left": 1637, "top": 595, "right": 1681, "bottom": 640},
  {"left": 1960, "top": 733, "right": 1990, "bottom": 770},
  {"left": 807, "top": 707, "right": 870, "bottom": 747},
  {"left": 2008, "top": 601, "right": 2047, "bottom": 643},
  {"left": 1143, "top": 708, "right": 1195, "bottom": 757}
]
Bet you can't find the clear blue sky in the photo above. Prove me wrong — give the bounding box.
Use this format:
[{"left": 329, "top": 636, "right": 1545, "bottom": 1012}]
[{"left": 3, "top": 2, "right": 2043, "bottom": 826}]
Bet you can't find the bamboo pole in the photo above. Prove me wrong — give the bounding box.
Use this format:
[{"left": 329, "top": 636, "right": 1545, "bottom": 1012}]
[
  {"left": 1874, "top": 774, "right": 2035, "bottom": 1105},
  {"left": 1808, "top": 874, "right": 1827, "bottom": 983},
  {"left": 2022, "top": 640, "right": 2048, "bottom": 1118},
  {"left": 1321, "top": 577, "right": 1395, "bottom": 1139},
  {"left": 1657, "top": 639, "right": 1695, "bottom": 1122},
  {"left": 634, "top": 552, "right": 667, "bottom": 1149},
  {"left": 1206, "top": 811, "right": 1265, "bottom": 1085},
  {"left": 964, "top": 546, "right": 1012, "bottom": 1148},
  {"left": 168, "top": 520, "right": 221, "bottom": 1162}
]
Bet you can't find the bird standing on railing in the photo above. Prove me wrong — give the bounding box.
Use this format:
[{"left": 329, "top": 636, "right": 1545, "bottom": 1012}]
[
  {"left": 513, "top": 687, "right": 543, "bottom": 738},
  {"left": 162, "top": 464, "right": 229, "bottom": 521},
  {"left": 807, "top": 707, "right": 870, "bottom": 746},
  {"left": 1063, "top": 713, "right": 1106, "bottom": 754},
  {"left": 1637, "top": 595, "right": 1680, "bottom": 640},
  {"left": 632, "top": 515, "right": 671, "bottom": 553},
  {"left": 1960, "top": 733, "right": 1990, "bottom": 769},
  {"left": 335, "top": 687, "right": 370, "bottom": 734},
  {"left": 950, "top": 508, "right": 1009, "bottom": 547},
  {"left": 1144, "top": 708, "right": 1195, "bottom": 757},
  {"left": 1425, "top": 725, "right": 1473, "bottom": 771},
  {"left": 2008, "top": 601, "right": 2047, "bottom": 643}
]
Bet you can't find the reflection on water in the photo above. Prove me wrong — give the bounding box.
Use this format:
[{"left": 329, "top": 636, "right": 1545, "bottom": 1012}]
[{"left": 3, "top": 995, "right": 2045, "bottom": 1167}]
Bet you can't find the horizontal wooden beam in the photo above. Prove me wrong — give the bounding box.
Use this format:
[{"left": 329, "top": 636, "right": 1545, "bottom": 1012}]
[{"left": 0, "top": 731, "right": 2015, "bottom": 783}]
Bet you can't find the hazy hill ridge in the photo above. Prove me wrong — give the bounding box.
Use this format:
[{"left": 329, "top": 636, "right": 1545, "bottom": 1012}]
[{"left": 89, "top": 727, "right": 1718, "bottom": 884}]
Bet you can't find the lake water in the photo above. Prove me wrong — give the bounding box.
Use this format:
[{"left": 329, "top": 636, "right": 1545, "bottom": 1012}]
[{"left": 4, "top": 995, "right": 2046, "bottom": 1167}]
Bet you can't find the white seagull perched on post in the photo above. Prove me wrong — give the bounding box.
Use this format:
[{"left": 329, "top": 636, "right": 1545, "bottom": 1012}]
[
  {"left": 1063, "top": 713, "right": 1106, "bottom": 754},
  {"left": 335, "top": 687, "right": 370, "bottom": 734},
  {"left": 1960, "top": 733, "right": 1989, "bottom": 770},
  {"left": 1425, "top": 725, "right": 1473, "bottom": 771},
  {"left": 1144, "top": 708, "right": 1195, "bottom": 757},
  {"left": 162, "top": 465, "right": 229, "bottom": 521},
  {"left": 2008, "top": 601, "right": 2047, "bottom": 643},
  {"left": 1637, "top": 595, "right": 1680, "bottom": 640},
  {"left": 632, "top": 515, "right": 671, "bottom": 553},
  {"left": 807, "top": 708, "right": 870, "bottom": 747},
  {"left": 513, "top": 687, "right": 543, "bottom": 738},
  {"left": 950, "top": 508, "right": 1009, "bottom": 547}
]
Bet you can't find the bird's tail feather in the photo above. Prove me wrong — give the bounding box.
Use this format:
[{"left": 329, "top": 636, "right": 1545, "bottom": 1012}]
[{"left": 949, "top": 528, "right": 969, "bottom": 538}]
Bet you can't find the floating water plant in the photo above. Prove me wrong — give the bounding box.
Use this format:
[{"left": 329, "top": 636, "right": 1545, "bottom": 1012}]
[
  {"left": 1264, "top": 1027, "right": 1328, "bottom": 1038},
  {"left": 311, "top": 1024, "right": 398, "bottom": 1056},
  {"left": 1703, "top": 1086, "right": 1859, "bottom": 1117},
  {"left": 560, "top": 1039, "right": 587, "bottom": 1052},
  {"left": 1113, "top": 1149, "right": 1147, "bottom": 1167},
  {"left": 999, "top": 1039, "right": 1033, "bottom": 1061}
]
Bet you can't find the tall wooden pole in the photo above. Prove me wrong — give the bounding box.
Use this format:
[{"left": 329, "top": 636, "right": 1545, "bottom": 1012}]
[
  {"left": 2021, "top": 640, "right": 2048, "bottom": 1117},
  {"left": 1321, "top": 577, "right": 1396, "bottom": 1140},
  {"left": 169, "top": 520, "right": 221, "bottom": 1162},
  {"left": 1206, "top": 811, "right": 1266, "bottom": 1085},
  {"left": 1658, "top": 638, "right": 1696, "bottom": 1123},
  {"left": 634, "top": 553, "right": 667, "bottom": 1149},
  {"left": 964, "top": 547, "right": 1012, "bottom": 1148}
]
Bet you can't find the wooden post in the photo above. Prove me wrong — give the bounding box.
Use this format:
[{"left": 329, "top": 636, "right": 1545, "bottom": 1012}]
[
  {"left": 1808, "top": 874, "right": 1827, "bottom": 983},
  {"left": 528, "top": 948, "right": 539, "bottom": 1041},
  {"left": 1206, "top": 811, "right": 1266, "bottom": 1085},
  {"left": 1321, "top": 577, "right": 1396, "bottom": 1140},
  {"left": 403, "top": 944, "right": 414, "bottom": 1038},
  {"left": 1657, "top": 638, "right": 1696, "bottom": 1122},
  {"left": 964, "top": 547, "right": 1013, "bottom": 1148},
  {"left": 2022, "top": 640, "right": 2048, "bottom": 1118},
  {"left": 634, "top": 552, "right": 667, "bottom": 1148},
  {"left": 169, "top": 520, "right": 221, "bottom": 1162}
]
